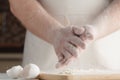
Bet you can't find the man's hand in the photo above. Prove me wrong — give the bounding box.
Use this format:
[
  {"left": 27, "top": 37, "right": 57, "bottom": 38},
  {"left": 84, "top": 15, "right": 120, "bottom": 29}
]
[
  {"left": 54, "top": 25, "right": 96, "bottom": 68},
  {"left": 52, "top": 26, "right": 86, "bottom": 68}
]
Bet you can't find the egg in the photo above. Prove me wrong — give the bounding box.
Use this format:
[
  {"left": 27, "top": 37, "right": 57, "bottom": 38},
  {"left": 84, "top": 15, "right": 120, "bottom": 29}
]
[
  {"left": 19, "top": 64, "right": 40, "bottom": 78},
  {"left": 6, "top": 65, "right": 23, "bottom": 78}
]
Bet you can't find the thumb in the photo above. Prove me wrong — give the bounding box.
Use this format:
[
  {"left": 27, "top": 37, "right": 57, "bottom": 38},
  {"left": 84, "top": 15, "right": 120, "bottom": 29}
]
[
  {"left": 84, "top": 25, "right": 97, "bottom": 40},
  {"left": 72, "top": 26, "right": 85, "bottom": 36}
]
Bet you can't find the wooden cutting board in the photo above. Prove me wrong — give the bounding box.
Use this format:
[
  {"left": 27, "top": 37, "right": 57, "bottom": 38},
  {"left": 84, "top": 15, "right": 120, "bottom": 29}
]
[{"left": 38, "top": 73, "right": 120, "bottom": 80}]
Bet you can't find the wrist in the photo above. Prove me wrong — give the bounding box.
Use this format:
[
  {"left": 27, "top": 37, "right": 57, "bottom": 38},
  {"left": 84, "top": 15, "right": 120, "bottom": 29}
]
[{"left": 47, "top": 24, "right": 65, "bottom": 45}]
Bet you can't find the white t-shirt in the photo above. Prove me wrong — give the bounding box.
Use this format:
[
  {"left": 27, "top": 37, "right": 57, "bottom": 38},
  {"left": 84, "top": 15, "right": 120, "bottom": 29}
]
[{"left": 23, "top": 0, "right": 120, "bottom": 72}]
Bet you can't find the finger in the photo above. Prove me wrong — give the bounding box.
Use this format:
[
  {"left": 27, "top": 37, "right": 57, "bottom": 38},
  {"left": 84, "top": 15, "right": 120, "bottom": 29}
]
[
  {"left": 85, "top": 30, "right": 94, "bottom": 40},
  {"left": 61, "top": 48, "right": 73, "bottom": 60},
  {"left": 81, "top": 29, "right": 94, "bottom": 41},
  {"left": 56, "top": 52, "right": 64, "bottom": 62},
  {"left": 84, "top": 25, "right": 96, "bottom": 40},
  {"left": 80, "top": 30, "right": 94, "bottom": 41},
  {"left": 80, "top": 33, "right": 88, "bottom": 41},
  {"left": 56, "top": 52, "right": 66, "bottom": 68},
  {"left": 56, "top": 58, "right": 66, "bottom": 68},
  {"left": 62, "top": 57, "right": 74, "bottom": 66},
  {"left": 58, "top": 49, "right": 72, "bottom": 62},
  {"left": 56, "top": 57, "right": 74, "bottom": 68},
  {"left": 58, "top": 54, "right": 64, "bottom": 62},
  {"left": 72, "top": 26, "right": 85, "bottom": 36},
  {"left": 64, "top": 42, "right": 80, "bottom": 58},
  {"left": 69, "top": 36, "right": 86, "bottom": 49},
  {"left": 57, "top": 49, "right": 73, "bottom": 68}
]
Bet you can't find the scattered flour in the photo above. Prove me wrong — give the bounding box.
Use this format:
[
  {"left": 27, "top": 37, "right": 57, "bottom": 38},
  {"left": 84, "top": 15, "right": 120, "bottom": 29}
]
[{"left": 59, "top": 68, "right": 120, "bottom": 75}]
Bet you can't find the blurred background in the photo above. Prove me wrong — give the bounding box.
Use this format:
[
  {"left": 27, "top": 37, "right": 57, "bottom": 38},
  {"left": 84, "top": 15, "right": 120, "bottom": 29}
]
[{"left": 0, "top": 0, "right": 26, "bottom": 72}]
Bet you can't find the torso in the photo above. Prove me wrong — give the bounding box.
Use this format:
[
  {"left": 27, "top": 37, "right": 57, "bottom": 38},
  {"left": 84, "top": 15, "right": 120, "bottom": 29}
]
[{"left": 39, "top": 0, "right": 110, "bottom": 26}]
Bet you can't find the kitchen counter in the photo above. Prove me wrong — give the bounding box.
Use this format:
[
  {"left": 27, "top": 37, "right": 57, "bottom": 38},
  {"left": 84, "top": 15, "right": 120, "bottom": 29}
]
[
  {"left": 1, "top": 70, "right": 120, "bottom": 80},
  {"left": 0, "top": 73, "right": 38, "bottom": 80},
  {"left": 0, "top": 73, "right": 14, "bottom": 80}
]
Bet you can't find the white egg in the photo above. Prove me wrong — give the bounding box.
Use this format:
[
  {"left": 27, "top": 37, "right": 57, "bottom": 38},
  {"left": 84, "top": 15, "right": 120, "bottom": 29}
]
[
  {"left": 19, "top": 64, "right": 40, "bottom": 78},
  {"left": 6, "top": 65, "right": 23, "bottom": 78}
]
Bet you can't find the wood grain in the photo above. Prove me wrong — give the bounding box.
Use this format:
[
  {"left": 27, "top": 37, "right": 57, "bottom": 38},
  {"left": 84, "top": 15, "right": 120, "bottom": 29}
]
[{"left": 38, "top": 73, "right": 120, "bottom": 80}]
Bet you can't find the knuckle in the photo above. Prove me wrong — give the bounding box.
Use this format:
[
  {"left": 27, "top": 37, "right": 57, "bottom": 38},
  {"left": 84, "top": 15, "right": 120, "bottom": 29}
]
[{"left": 74, "top": 36, "right": 86, "bottom": 49}]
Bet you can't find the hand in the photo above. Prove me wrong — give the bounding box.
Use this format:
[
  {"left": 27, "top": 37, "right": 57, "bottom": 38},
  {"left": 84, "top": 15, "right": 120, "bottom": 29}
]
[
  {"left": 52, "top": 26, "right": 86, "bottom": 68},
  {"left": 73, "top": 25, "right": 96, "bottom": 43}
]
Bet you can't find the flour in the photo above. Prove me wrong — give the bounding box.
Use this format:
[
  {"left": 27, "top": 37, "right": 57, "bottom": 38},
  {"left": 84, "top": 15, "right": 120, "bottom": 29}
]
[{"left": 59, "top": 68, "right": 120, "bottom": 75}]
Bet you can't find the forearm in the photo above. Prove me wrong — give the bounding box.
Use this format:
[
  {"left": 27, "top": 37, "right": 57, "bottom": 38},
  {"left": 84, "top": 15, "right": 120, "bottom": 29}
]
[
  {"left": 9, "top": 0, "right": 63, "bottom": 44},
  {"left": 91, "top": 0, "right": 120, "bottom": 40}
]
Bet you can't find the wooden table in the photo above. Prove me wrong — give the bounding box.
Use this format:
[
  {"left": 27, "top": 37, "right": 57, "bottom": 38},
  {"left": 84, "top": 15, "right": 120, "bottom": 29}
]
[{"left": 38, "top": 73, "right": 120, "bottom": 80}]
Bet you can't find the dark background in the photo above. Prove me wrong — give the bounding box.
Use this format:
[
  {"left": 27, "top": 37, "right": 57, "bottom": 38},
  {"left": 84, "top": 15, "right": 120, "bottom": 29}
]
[{"left": 0, "top": 0, "right": 26, "bottom": 53}]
